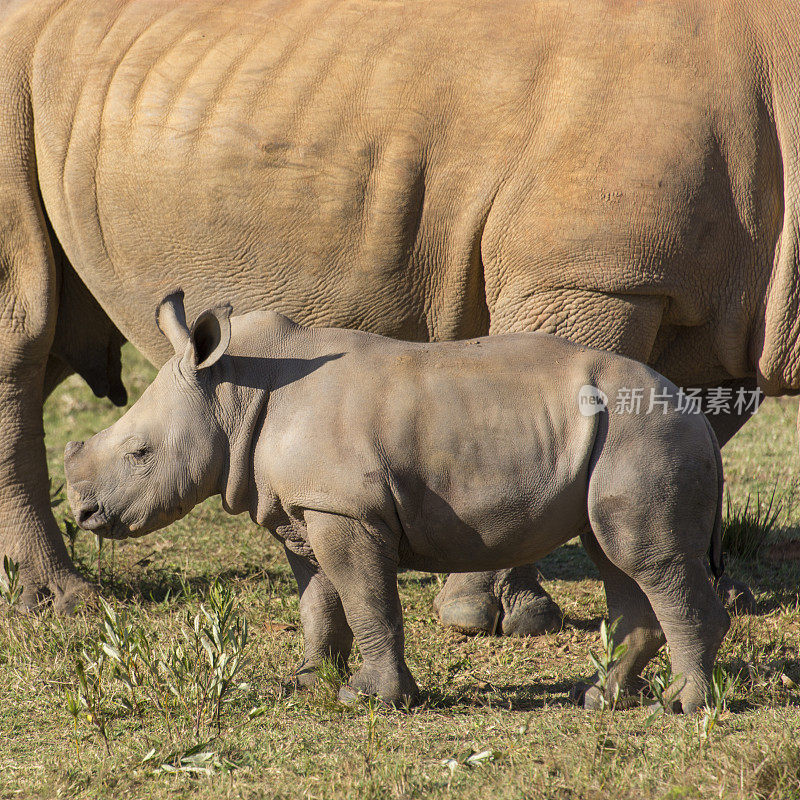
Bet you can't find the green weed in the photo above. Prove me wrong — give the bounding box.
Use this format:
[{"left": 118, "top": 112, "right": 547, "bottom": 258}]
[
  {"left": 64, "top": 578, "right": 252, "bottom": 774},
  {"left": 0, "top": 556, "right": 22, "bottom": 607}
]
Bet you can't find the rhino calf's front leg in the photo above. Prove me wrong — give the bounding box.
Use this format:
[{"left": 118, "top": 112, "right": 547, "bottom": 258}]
[
  {"left": 283, "top": 545, "right": 353, "bottom": 687},
  {"left": 304, "top": 510, "right": 419, "bottom": 706}
]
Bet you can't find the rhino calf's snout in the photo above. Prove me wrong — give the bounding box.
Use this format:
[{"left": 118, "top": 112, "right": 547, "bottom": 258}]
[{"left": 64, "top": 437, "right": 108, "bottom": 532}]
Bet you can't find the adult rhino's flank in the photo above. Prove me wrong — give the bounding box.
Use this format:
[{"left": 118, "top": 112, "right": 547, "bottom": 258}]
[
  {"left": 66, "top": 294, "right": 730, "bottom": 712},
  {"left": 0, "top": 0, "right": 787, "bottom": 622}
]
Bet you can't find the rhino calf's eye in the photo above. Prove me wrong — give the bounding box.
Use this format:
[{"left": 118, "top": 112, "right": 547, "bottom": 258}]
[{"left": 126, "top": 446, "right": 150, "bottom": 461}]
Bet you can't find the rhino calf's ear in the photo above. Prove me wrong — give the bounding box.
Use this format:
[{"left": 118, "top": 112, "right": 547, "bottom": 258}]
[
  {"left": 183, "top": 304, "right": 232, "bottom": 371},
  {"left": 156, "top": 290, "right": 190, "bottom": 354}
]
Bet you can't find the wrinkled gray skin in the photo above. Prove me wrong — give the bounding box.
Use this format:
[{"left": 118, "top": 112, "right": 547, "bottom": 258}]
[
  {"left": 66, "top": 295, "right": 731, "bottom": 713},
  {"left": 0, "top": 0, "right": 778, "bottom": 622}
]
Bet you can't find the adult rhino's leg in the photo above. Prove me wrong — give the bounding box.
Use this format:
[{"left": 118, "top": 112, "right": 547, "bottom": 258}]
[
  {"left": 0, "top": 358, "right": 93, "bottom": 612},
  {"left": 703, "top": 379, "right": 760, "bottom": 448},
  {"left": 0, "top": 305, "right": 94, "bottom": 611},
  {"left": 0, "top": 61, "right": 92, "bottom": 612},
  {"left": 434, "top": 291, "right": 666, "bottom": 636},
  {"left": 43, "top": 356, "right": 74, "bottom": 401}
]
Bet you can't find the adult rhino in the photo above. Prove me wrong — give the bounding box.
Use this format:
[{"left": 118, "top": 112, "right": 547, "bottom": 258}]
[{"left": 0, "top": 0, "right": 787, "bottom": 625}]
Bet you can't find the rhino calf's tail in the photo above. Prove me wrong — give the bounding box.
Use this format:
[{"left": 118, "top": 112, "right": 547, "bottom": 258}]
[{"left": 705, "top": 415, "right": 725, "bottom": 580}]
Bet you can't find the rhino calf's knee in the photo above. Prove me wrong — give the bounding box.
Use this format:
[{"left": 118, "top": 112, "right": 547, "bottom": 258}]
[{"left": 65, "top": 291, "right": 730, "bottom": 713}]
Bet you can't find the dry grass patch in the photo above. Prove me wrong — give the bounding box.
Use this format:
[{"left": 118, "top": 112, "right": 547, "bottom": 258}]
[{"left": 0, "top": 348, "right": 796, "bottom": 798}]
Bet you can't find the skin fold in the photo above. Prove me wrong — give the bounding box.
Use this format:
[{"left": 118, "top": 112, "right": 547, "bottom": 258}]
[
  {"left": 0, "top": 0, "right": 795, "bottom": 618},
  {"left": 65, "top": 296, "right": 731, "bottom": 712}
]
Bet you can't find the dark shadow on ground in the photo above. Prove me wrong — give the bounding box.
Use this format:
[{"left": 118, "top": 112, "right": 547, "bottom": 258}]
[
  {"left": 536, "top": 540, "right": 599, "bottom": 581},
  {"left": 423, "top": 677, "right": 581, "bottom": 712},
  {"left": 721, "top": 531, "right": 800, "bottom": 613},
  {"left": 562, "top": 615, "right": 605, "bottom": 633},
  {"left": 89, "top": 562, "right": 297, "bottom": 605},
  {"left": 398, "top": 572, "right": 440, "bottom": 587}
]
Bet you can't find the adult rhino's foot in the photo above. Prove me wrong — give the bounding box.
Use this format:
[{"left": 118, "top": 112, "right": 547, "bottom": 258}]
[
  {"left": 18, "top": 564, "right": 97, "bottom": 613},
  {"left": 714, "top": 573, "right": 756, "bottom": 615},
  {"left": 4, "top": 525, "right": 97, "bottom": 613},
  {"left": 433, "top": 566, "right": 562, "bottom": 636}
]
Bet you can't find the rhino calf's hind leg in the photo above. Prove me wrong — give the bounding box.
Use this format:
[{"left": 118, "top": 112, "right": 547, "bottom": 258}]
[
  {"left": 589, "top": 503, "right": 729, "bottom": 713},
  {"left": 284, "top": 546, "right": 353, "bottom": 688},
  {"left": 575, "top": 529, "right": 666, "bottom": 709},
  {"left": 304, "top": 510, "right": 419, "bottom": 707},
  {"left": 633, "top": 557, "right": 730, "bottom": 714}
]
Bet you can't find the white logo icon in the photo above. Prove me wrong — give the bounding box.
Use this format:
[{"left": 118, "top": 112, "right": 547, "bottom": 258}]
[{"left": 578, "top": 385, "right": 608, "bottom": 416}]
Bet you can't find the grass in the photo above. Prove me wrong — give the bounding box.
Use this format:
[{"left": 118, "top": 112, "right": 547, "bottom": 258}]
[
  {"left": 0, "top": 346, "right": 798, "bottom": 798},
  {"left": 722, "top": 486, "right": 785, "bottom": 561}
]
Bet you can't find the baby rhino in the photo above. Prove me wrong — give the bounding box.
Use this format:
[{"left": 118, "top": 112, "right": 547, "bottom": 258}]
[{"left": 65, "top": 292, "right": 730, "bottom": 713}]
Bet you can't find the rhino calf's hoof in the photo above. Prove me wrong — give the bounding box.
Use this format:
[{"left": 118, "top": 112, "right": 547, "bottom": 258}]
[
  {"left": 337, "top": 685, "right": 362, "bottom": 707},
  {"left": 289, "top": 661, "right": 323, "bottom": 692},
  {"left": 569, "top": 681, "right": 650, "bottom": 711},
  {"left": 569, "top": 682, "right": 590, "bottom": 708},
  {"left": 337, "top": 684, "right": 418, "bottom": 710}
]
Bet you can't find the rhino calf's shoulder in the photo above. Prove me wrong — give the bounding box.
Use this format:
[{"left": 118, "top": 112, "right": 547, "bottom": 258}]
[{"left": 65, "top": 292, "right": 730, "bottom": 712}]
